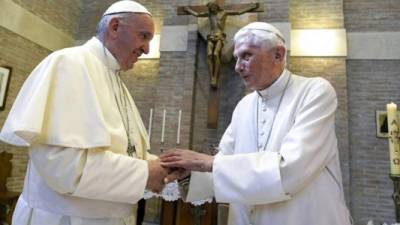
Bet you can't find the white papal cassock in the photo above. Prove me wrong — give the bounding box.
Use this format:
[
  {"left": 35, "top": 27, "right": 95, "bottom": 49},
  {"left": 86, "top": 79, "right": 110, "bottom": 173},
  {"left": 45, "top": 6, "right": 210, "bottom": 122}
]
[
  {"left": 0, "top": 37, "right": 156, "bottom": 225},
  {"left": 185, "top": 70, "right": 351, "bottom": 225}
]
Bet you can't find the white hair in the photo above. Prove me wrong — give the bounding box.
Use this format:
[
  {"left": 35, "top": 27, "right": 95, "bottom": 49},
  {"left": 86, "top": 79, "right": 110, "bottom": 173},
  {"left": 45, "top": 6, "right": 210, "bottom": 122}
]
[
  {"left": 233, "top": 28, "right": 287, "bottom": 64},
  {"left": 96, "top": 12, "right": 135, "bottom": 38}
]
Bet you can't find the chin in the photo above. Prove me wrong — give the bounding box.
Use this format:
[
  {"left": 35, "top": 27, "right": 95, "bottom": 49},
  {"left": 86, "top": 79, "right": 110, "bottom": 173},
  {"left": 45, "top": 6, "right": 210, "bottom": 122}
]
[
  {"left": 124, "top": 63, "right": 135, "bottom": 71},
  {"left": 243, "top": 82, "right": 256, "bottom": 91}
]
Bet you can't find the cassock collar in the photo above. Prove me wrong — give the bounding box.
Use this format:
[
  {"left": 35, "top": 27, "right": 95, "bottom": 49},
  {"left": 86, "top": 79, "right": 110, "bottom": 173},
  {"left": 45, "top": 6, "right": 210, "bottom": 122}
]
[
  {"left": 257, "top": 69, "right": 290, "bottom": 100},
  {"left": 85, "top": 37, "right": 121, "bottom": 72}
]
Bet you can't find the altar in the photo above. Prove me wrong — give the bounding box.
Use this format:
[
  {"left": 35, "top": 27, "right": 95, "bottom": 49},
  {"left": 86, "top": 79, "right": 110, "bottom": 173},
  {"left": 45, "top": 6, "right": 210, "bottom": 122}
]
[
  {"left": 161, "top": 200, "right": 219, "bottom": 225},
  {"left": 142, "top": 181, "right": 219, "bottom": 225}
]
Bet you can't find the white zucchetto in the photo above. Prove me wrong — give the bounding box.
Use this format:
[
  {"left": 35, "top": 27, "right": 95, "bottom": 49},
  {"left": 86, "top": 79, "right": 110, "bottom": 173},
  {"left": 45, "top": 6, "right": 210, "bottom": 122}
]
[
  {"left": 103, "top": 0, "right": 151, "bottom": 16},
  {"left": 239, "top": 22, "right": 285, "bottom": 43}
]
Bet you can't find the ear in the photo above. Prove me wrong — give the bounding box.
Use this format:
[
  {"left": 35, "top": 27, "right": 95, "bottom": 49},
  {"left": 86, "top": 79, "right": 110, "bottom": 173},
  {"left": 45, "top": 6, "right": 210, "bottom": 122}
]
[
  {"left": 274, "top": 46, "right": 286, "bottom": 63},
  {"left": 107, "top": 17, "right": 120, "bottom": 38}
]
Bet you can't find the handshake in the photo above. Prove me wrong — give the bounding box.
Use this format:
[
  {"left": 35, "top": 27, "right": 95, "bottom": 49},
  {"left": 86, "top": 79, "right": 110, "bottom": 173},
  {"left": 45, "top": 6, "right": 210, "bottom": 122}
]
[{"left": 145, "top": 148, "right": 214, "bottom": 193}]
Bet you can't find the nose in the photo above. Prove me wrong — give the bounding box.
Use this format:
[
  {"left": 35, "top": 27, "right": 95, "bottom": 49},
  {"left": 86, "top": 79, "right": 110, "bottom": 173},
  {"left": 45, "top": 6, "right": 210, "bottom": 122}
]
[
  {"left": 142, "top": 41, "right": 150, "bottom": 54},
  {"left": 235, "top": 59, "right": 244, "bottom": 73}
]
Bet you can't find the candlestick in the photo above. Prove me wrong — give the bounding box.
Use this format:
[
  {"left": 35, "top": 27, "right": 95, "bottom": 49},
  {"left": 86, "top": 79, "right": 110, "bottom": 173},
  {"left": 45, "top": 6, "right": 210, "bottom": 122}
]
[
  {"left": 161, "top": 109, "right": 166, "bottom": 143},
  {"left": 387, "top": 102, "right": 400, "bottom": 175},
  {"left": 177, "top": 109, "right": 182, "bottom": 145},
  {"left": 148, "top": 108, "right": 153, "bottom": 140},
  {"left": 390, "top": 174, "right": 400, "bottom": 222}
]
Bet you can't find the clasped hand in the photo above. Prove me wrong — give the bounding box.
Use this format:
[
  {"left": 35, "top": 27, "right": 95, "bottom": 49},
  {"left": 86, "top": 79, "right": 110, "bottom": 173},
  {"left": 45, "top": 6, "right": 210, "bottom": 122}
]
[
  {"left": 146, "top": 159, "right": 189, "bottom": 193},
  {"left": 161, "top": 148, "right": 214, "bottom": 182},
  {"left": 146, "top": 149, "right": 214, "bottom": 193}
]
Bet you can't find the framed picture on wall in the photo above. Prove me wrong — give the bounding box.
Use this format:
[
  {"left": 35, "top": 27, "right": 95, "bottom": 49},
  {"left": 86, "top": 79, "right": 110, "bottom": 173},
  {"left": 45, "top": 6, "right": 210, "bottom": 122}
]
[
  {"left": 376, "top": 110, "right": 389, "bottom": 138},
  {"left": 377, "top": 110, "right": 400, "bottom": 138},
  {"left": 0, "top": 66, "right": 12, "bottom": 110}
]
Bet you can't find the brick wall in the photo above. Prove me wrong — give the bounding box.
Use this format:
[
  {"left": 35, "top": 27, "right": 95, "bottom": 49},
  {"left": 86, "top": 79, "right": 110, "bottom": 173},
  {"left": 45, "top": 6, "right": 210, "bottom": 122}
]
[
  {"left": 290, "top": 0, "right": 344, "bottom": 28},
  {"left": 347, "top": 60, "right": 400, "bottom": 224},
  {"left": 0, "top": 26, "right": 51, "bottom": 192},
  {"left": 120, "top": 60, "right": 160, "bottom": 125},
  {"left": 344, "top": 0, "right": 400, "bottom": 32},
  {"left": 344, "top": 0, "right": 400, "bottom": 224},
  {"left": 259, "top": 0, "right": 289, "bottom": 22},
  {"left": 345, "top": 1, "right": 400, "bottom": 224},
  {"left": 153, "top": 31, "right": 198, "bottom": 152},
  {"left": 12, "top": 0, "right": 82, "bottom": 36}
]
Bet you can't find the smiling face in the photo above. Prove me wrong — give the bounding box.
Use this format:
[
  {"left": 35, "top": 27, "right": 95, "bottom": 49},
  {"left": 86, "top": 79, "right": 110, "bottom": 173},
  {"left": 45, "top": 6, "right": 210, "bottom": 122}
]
[
  {"left": 107, "top": 13, "right": 154, "bottom": 71},
  {"left": 233, "top": 34, "right": 285, "bottom": 91}
]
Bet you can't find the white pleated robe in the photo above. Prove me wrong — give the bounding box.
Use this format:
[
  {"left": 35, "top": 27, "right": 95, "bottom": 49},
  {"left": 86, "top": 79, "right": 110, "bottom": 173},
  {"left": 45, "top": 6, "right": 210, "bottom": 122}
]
[
  {"left": 185, "top": 70, "right": 351, "bottom": 225},
  {"left": 0, "top": 37, "right": 155, "bottom": 225}
]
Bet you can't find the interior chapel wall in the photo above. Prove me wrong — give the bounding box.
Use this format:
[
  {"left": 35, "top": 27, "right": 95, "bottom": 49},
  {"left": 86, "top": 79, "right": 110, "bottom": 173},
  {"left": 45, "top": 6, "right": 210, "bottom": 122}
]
[
  {"left": 1, "top": 0, "right": 400, "bottom": 225},
  {"left": 0, "top": 0, "right": 351, "bottom": 222},
  {"left": 344, "top": 0, "right": 400, "bottom": 224}
]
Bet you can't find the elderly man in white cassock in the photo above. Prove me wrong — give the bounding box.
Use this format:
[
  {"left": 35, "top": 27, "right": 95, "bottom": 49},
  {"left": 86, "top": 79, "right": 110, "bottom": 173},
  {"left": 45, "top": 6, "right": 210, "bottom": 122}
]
[
  {"left": 0, "top": 1, "right": 168, "bottom": 225},
  {"left": 161, "top": 22, "right": 352, "bottom": 225}
]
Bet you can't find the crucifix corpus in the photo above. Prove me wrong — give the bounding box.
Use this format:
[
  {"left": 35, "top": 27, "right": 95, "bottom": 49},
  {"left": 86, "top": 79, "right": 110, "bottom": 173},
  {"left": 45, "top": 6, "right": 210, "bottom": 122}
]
[{"left": 178, "top": 0, "right": 263, "bottom": 128}]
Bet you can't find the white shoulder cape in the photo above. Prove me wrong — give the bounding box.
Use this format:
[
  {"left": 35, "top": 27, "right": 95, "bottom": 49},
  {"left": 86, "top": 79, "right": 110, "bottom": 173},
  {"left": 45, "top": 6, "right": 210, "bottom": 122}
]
[{"left": 0, "top": 38, "right": 150, "bottom": 158}]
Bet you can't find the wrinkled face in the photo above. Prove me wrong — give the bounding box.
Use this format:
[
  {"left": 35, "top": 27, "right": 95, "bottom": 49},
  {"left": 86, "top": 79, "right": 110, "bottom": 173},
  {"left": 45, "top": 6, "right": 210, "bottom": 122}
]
[
  {"left": 111, "top": 13, "right": 154, "bottom": 71},
  {"left": 234, "top": 39, "right": 281, "bottom": 91}
]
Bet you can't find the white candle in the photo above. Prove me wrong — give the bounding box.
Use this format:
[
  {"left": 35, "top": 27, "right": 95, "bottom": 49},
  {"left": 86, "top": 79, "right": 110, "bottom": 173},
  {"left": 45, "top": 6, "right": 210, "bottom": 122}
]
[
  {"left": 177, "top": 110, "right": 182, "bottom": 145},
  {"left": 387, "top": 102, "right": 400, "bottom": 175},
  {"left": 148, "top": 108, "right": 153, "bottom": 140},
  {"left": 161, "top": 109, "right": 166, "bottom": 143}
]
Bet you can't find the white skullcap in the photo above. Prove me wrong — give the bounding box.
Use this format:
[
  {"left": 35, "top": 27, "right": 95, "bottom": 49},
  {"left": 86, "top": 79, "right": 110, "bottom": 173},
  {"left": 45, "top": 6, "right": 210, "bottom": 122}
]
[
  {"left": 103, "top": 0, "right": 151, "bottom": 16},
  {"left": 239, "top": 22, "right": 285, "bottom": 43}
]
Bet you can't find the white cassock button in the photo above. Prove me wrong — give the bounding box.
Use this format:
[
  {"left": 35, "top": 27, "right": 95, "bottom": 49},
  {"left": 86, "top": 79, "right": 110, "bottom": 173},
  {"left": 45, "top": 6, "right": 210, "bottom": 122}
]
[
  {"left": 262, "top": 120, "right": 266, "bottom": 124},
  {"left": 263, "top": 108, "right": 267, "bottom": 112},
  {"left": 260, "top": 132, "right": 264, "bottom": 136},
  {"left": 258, "top": 144, "right": 262, "bottom": 149}
]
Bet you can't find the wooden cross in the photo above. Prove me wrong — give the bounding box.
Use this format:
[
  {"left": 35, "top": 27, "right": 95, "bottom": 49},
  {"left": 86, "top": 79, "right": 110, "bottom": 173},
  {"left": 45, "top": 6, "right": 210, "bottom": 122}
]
[{"left": 178, "top": 1, "right": 263, "bottom": 128}]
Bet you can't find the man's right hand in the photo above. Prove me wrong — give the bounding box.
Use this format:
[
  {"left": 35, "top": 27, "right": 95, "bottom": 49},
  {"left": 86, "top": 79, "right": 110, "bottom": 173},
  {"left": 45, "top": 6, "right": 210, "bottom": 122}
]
[
  {"left": 160, "top": 148, "right": 214, "bottom": 172},
  {"left": 146, "top": 159, "right": 168, "bottom": 193},
  {"left": 164, "top": 167, "right": 191, "bottom": 184}
]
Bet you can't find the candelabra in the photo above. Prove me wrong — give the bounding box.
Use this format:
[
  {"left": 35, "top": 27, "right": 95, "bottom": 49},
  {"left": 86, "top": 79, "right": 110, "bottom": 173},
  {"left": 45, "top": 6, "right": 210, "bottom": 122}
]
[{"left": 149, "top": 108, "right": 184, "bottom": 223}]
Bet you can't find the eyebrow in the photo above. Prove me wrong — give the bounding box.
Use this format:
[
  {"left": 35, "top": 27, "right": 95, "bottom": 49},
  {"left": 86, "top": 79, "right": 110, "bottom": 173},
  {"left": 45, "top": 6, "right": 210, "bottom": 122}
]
[{"left": 140, "top": 31, "right": 153, "bottom": 39}]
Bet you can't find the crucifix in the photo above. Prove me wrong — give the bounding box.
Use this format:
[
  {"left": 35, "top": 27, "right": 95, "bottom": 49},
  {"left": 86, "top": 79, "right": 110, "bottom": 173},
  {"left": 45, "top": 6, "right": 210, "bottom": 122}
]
[{"left": 178, "top": 0, "right": 263, "bottom": 128}]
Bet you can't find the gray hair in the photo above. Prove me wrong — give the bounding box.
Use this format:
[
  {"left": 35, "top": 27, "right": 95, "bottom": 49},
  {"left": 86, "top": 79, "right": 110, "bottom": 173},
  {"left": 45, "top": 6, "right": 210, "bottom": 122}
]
[
  {"left": 96, "top": 12, "right": 135, "bottom": 38},
  {"left": 233, "top": 29, "right": 287, "bottom": 64}
]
